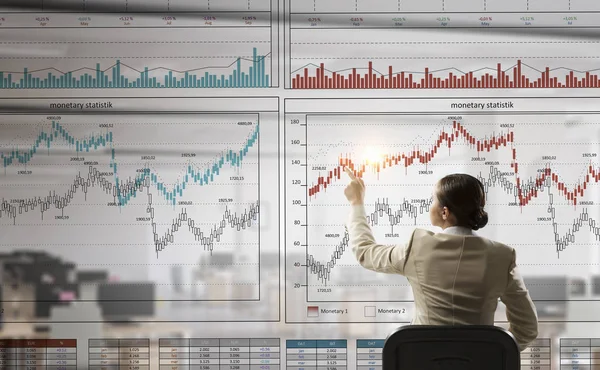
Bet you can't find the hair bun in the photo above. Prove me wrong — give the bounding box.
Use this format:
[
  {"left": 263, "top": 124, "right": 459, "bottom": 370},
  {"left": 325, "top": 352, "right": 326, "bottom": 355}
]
[
  {"left": 436, "top": 173, "right": 489, "bottom": 231},
  {"left": 471, "top": 209, "right": 488, "bottom": 230}
]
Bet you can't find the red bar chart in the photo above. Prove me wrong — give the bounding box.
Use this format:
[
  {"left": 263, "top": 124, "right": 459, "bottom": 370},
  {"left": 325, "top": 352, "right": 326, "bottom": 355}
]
[
  {"left": 292, "top": 60, "right": 600, "bottom": 89},
  {"left": 288, "top": 28, "right": 600, "bottom": 89}
]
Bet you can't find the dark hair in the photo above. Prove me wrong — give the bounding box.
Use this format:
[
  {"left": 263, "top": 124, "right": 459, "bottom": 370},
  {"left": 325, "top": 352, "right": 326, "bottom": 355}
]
[{"left": 435, "top": 173, "right": 488, "bottom": 230}]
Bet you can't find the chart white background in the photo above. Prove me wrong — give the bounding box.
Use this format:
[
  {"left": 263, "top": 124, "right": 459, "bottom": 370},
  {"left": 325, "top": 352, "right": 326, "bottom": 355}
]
[{"left": 1, "top": 1, "right": 600, "bottom": 369}]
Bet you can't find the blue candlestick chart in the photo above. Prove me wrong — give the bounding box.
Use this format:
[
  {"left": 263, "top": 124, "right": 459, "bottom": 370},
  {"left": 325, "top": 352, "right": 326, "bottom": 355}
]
[
  {"left": 0, "top": 114, "right": 261, "bottom": 296},
  {"left": 1, "top": 120, "right": 258, "bottom": 208}
]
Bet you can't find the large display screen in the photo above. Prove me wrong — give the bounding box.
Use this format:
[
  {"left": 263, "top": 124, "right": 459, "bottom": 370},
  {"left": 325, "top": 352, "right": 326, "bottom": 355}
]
[{"left": 1, "top": 1, "right": 599, "bottom": 369}]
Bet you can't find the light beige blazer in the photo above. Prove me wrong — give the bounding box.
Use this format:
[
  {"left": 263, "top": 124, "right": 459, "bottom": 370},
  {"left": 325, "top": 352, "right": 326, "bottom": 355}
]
[{"left": 347, "top": 204, "right": 538, "bottom": 351}]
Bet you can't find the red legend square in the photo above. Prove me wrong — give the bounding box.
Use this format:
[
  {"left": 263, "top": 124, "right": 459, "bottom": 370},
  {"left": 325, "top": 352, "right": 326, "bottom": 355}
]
[{"left": 307, "top": 306, "right": 319, "bottom": 317}]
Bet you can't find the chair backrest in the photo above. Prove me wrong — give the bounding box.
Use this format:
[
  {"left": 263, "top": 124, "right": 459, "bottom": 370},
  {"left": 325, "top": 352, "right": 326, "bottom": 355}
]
[{"left": 383, "top": 325, "right": 520, "bottom": 370}]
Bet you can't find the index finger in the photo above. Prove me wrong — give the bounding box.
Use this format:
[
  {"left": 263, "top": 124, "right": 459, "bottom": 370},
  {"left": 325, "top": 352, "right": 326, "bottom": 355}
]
[{"left": 344, "top": 167, "right": 357, "bottom": 180}]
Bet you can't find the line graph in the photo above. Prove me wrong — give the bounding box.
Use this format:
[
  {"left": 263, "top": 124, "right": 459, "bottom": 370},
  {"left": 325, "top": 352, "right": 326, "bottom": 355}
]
[
  {"left": 287, "top": 28, "right": 600, "bottom": 89},
  {"left": 0, "top": 97, "right": 280, "bottom": 322},
  {"left": 285, "top": 98, "right": 600, "bottom": 323},
  {"left": 0, "top": 27, "right": 276, "bottom": 89}
]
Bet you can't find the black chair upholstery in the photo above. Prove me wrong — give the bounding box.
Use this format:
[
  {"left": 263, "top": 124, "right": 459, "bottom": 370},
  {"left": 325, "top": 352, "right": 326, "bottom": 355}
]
[{"left": 383, "top": 325, "right": 520, "bottom": 370}]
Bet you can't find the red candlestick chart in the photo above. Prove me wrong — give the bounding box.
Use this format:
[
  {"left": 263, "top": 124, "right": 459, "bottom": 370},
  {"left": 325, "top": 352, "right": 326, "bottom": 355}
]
[
  {"left": 285, "top": 107, "right": 600, "bottom": 314},
  {"left": 308, "top": 120, "right": 600, "bottom": 207},
  {"left": 288, "top": 28, "right": 600, "bottom": 89}
]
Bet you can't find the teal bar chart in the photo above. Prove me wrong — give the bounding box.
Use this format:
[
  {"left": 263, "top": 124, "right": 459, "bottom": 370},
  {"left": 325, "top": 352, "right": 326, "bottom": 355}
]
[
  {"left": 0, "top": 25, "right": 276, "bottom": 89},
  {"left": 0, "top": 48, "right": 269, "bottom": 89}
]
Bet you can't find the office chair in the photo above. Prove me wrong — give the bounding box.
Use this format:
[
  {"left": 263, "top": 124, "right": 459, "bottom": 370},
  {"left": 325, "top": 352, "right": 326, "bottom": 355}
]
[{"left": 383, "top": 325, "right": 520, "bottom": 370}]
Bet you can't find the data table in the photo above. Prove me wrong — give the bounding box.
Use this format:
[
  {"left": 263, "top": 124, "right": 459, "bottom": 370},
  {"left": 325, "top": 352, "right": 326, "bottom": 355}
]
[
  {"left": 560, "top": 338, "right": 600, "bottom": 370},
  {"left": 158, "top": 338, "right": 280, "bottom": 370},
  {"left": 353, "top": 337, "right": 551, "bottom": 370},
  {"left": 286, "top": 340, "right": 347, "bottom": 370},
  {"left": 356, "top": 340, "right": 383, "bottom": 370},
  {"left": 0, "top": 339, "right": 77, "bottom": 370},
  {"left": 88, "top": 339, "right": 150, "bottom": 370},
  {"left": 521, "top": 338, "right": 551, "bottom": 370}
]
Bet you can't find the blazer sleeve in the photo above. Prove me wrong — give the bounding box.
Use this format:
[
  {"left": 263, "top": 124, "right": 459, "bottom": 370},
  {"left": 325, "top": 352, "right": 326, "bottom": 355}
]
[
  {"left": 500, "top": 248, "right": 539, "bottom": 352},
  {"left": 347, "top": 204, "right": 411, "bottom": 274}
]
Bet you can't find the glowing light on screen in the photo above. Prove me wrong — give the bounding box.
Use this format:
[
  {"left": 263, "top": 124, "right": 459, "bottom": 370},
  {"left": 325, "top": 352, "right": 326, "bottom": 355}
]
[{"left": 363, "top": 146, "right": 384, "bottom": 166}]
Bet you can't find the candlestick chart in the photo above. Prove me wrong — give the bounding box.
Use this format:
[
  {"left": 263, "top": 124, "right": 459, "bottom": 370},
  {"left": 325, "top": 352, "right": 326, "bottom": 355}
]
[
  {"left": 285, "top": 106, "right": 600, "bottom": 322},
  {"left": 287, "top": 28, "right": 600, "bottom": 90},
  {"left": 0, "top": 27, "right": 275, "bottom": 89},
  {"left": 0, "top": 107, "right": 278, "bottom": 321}
]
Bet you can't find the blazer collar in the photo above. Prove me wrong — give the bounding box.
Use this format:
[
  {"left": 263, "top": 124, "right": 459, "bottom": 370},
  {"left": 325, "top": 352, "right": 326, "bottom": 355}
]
[{"left": 441, "top": 226, "right": 474, "bottom": 235}]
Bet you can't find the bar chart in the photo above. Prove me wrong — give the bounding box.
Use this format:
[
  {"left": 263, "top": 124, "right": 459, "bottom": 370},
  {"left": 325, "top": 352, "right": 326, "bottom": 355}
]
[
  {"left": 291, "top": 60, "right": 599, "bottom": 89},
  {"left": 287, "top": 28, "right": 600, "bottom": 90},
  {"left": 0, "top": 26, "right": 275, "bottom": 89},
  {"left": 2, "top": 48, "right": 269, "bottom": 89}
]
